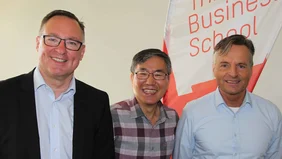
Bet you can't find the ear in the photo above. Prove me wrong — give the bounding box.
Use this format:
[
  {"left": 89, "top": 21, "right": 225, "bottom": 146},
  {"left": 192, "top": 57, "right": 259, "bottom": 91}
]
[
  {"left": 250, "top": 65, "right": 253, "bottom": 76},
  {"left": 79, "top": 45, "right": 86, "bottom": 61},
  {"left": 212, "top": 54, "right": 217, "bottom": 75},
  {"left": 130, "top": 73, "right": 134, "bottom": 84},
  {"left": 36, "top": 36, "right": 40, "bottom": 52},
  {"left": 212, "top": 63, "right": 216, "bottom": 77}
]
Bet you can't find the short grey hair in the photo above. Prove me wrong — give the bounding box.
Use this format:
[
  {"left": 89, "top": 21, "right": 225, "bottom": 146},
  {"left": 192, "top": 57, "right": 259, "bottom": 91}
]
[
  {"left": 213, "top": 34, "right": 255, "bottom": 66},
  {"left": 130, "top": 48, "right": 172, "bottom": 75}
]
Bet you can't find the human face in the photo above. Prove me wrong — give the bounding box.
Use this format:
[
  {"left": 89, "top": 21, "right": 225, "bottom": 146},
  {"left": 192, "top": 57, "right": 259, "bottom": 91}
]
[
  {"left": 131, "top": 56, "right": 169, "bottom": 107},
  {"left": 213, "top": 45, "right": 252, "bottom": 98},
  {"left": 36, "top": 16, "right": 85, "bottom": 81}
]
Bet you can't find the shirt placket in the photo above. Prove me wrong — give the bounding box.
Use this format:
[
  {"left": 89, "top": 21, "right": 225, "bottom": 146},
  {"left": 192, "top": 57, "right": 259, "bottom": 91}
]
[
  {"left": 50, "top": 100, "right": 60, "bottom": 159},
  {"left": 232, "top": 113, "right": 240, "bottom": 159}
]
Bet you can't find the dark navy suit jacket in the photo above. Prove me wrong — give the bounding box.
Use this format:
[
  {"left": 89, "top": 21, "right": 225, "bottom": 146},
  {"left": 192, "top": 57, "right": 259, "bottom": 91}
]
[{"left": 0, "top": 70, "right": 115, "bottom": 159}]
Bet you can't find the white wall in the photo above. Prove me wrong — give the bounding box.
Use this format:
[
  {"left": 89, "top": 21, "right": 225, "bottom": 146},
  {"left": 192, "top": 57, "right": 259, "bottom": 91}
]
[
  {"left": 253, "top": 30, "right": 282, "bottom": 111},
  {"left": 0, "top": 0, "right": 281, "bottom": 112}
]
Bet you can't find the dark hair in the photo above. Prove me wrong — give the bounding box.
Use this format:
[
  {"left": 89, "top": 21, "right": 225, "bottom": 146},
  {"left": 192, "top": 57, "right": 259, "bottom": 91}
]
[
  {"left": 39, "top": 10, "right": 85, "bottom": 40},
  {"left": 130, "top": 48, "right": 172, "bottom": 75},
  {"left": 214, "top": 34, "right": 255, "bottom": 66}
]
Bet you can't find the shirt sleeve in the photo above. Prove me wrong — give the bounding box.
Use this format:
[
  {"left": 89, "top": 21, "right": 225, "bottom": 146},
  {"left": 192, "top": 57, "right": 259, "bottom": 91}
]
[
  {"left": 173, "top": 105, "right": 195, "bottom": 159},
  {"left": 265, "top": 108, "right": 282, "bottom": 159}
]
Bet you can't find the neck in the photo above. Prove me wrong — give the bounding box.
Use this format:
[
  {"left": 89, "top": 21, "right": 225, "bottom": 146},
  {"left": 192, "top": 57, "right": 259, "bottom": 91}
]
[
  {"left": 139, "top": 103, "right": 160, "bottom": 126},
  {"left": 39, "top": 69, "right": 73, "bottom": 99},
  {"left": 219, "top": 89, "right": 246, "bottom": 107}
]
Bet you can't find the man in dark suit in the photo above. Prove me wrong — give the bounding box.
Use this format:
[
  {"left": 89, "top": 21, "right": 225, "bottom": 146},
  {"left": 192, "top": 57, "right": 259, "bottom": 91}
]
[{"left": 0, "top": 10, "right": 114, "bottom": 159}]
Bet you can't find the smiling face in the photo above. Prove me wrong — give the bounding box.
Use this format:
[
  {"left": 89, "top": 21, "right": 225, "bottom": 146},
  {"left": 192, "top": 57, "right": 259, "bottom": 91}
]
[
  {"left": 131, "top": 56, "right": 169, "bottom": 108},
  {"left": 213, "top": 45, "right": 253, "bottom": 100},
  {"left": 36, "top": 15, "right": 85, "bottom": 81}
]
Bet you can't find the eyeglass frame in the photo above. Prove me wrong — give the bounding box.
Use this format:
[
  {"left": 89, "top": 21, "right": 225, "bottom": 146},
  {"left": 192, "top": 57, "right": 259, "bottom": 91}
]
[
  {"left": 134, "top": 70, "right": 169, "bottom": 80},
  {"left": 42, "top": 35, "right": 84, "bottom": 51}
]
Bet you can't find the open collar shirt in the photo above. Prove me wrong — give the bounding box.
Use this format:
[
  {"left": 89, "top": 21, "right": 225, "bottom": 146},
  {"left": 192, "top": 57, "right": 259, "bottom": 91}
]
[
  {"left": 173, "top": 88, "right": 282, "bottom": 159},
  {"left": 111, "top": 98, "right": 179, "bottom": 159},
  {"left": 34, "top": 67, "right": 76, "bottom": 159}
]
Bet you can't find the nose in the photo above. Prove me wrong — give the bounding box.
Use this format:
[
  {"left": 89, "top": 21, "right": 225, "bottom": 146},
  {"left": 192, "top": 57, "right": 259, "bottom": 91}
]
[
  {"left": 145, "top": 73, "right": 156, "bottom": 84},
  {"left": 56, "top": 40, "right": 67, "bottom": 54},
  {"left": 228, "top": 65, "right": 238, "bottom": 77}
]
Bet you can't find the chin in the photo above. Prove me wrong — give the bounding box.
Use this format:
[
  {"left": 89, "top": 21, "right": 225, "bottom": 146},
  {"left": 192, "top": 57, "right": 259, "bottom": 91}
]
[
  {"left": 225, "top": 89, "right": 245, "bottom": 95},
  {"left": 144, "top": 100, "right": 159, "bottom": 105}
]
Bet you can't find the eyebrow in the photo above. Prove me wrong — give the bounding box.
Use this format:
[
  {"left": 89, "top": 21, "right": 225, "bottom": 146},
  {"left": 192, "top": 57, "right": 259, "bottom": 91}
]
[
  {"left": 154, "top": 70, "right": 166, "bottom": 73},
  {"left": 46, "top": 33, "right": 82, "bottom": 41},
  {"left": 219, "top": 61, "right": 229, "bottom": 64},
  {"left": 237, "top": 63, "right": 248, "bottom": 66},
  {"left": 138, "top": 68, "right": 167, "bottom": 74},
  {"left": 219, "top": 61, "right": 248, "bottom": 66},
  {"left": 137, "top": 68, "right": 148, "bottom": 71}
]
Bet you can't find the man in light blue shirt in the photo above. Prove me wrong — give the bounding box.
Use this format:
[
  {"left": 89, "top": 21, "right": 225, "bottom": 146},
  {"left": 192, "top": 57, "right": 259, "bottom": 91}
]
[
  {"left": 34, "top": 67, "right": 76, "bottom": 159},
  {"left": 173, "top": 34, "right": 282, "bottom": 159}
]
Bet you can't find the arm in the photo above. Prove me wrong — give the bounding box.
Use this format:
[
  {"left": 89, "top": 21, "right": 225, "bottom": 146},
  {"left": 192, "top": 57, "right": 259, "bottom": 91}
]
[
  {"left": 173, "top": 107, "right": 194, "bottom": 159},
  {"left": 265, "top": 110, "right": 282, "bottom": 159}
]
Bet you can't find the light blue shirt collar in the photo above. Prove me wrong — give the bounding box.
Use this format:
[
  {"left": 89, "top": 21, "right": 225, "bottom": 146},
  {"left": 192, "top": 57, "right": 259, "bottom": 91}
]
[
  {"left": 33, "top": 67, "right": 76, "bottom": 95},
  {"left": 214, "top": 87, "right": 252, "bottom": 108}
]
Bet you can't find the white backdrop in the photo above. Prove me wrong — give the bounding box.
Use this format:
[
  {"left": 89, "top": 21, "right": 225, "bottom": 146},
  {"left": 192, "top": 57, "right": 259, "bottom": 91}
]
[{"left": 0, "top": 0, "right": 281, "bottom": 112}]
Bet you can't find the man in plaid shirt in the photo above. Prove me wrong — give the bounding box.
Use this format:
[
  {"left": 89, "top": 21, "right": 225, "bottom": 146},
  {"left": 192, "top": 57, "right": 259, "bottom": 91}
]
[{"left": 111, "top": 48, "right": 179, "bottom": 159}]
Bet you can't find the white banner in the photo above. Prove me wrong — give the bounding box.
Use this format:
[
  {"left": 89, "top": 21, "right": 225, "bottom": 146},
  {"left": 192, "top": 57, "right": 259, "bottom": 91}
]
[{"left": 163, "top": 0, "right": 282, "bottom": 115}]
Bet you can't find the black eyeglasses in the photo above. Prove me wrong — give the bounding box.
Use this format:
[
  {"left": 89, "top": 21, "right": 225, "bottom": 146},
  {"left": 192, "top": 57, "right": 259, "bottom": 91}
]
[
  {"left": 134, "top": 71, "right": 168, "bottom": 80},
  {"left": 42, "top": 35, "right": 83, "bottom": 51}
]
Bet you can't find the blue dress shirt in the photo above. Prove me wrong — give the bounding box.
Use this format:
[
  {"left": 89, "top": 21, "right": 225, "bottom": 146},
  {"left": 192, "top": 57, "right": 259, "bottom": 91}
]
[
  {"left": 173, "top": 88, "right": 282, "bottom": 159},
  {"left": 34, "top": 67, "right": 76, "bottom": 159}
]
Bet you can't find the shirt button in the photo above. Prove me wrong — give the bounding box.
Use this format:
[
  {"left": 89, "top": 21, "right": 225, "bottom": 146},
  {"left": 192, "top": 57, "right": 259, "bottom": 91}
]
[
  {"left": 54, "top": 148, "right": 58, "bottom": 152},
  {"left": 234, "top": 134, "right": 237, "bottom": 137}
]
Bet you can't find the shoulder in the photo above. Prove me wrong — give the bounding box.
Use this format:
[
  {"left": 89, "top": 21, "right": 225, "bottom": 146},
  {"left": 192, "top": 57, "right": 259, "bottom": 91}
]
[
  {"left": 75, "top": 79, "right": 108, "bottom": 97},
  {"left": 75, "top": 79, "right": 110, "bottom": 111},
  {"left": 183, "top": 91, "right": 215, "bottom": 113},
  {"left": 0, "top": 73, "right": 27, "bottom": 88},
  {"left": 110, "top": 99, "right": 134, "bottom": 124},
  {"left": 0, "top": 72, "right": 32, "bottom": 95},
  {"left": 110, "top": 99, "right": 133, "bottom": 112},
  {"left": 250, "top": 93, "right": 276, "bottom": 106},
  {"left": 0, "top": 72, "right": 32, "bottom": 115},
  {"left": 249, "top": 93, "right": 281, "bottom": 119},
  {"left": 163, "top": 105, "right": 179, "bottom": 119}
]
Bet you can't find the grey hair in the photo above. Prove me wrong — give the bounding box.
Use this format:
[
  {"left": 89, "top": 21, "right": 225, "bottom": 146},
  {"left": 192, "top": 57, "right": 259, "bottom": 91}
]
[
  {"left": 130, "top": 48, "right": 172, "bottom": 75},
  {"left": 213, "top": 34, "right": 255, "bottom": 66},
  {"left": 39, "top": 9, "right": 85, "bottom": 41}
]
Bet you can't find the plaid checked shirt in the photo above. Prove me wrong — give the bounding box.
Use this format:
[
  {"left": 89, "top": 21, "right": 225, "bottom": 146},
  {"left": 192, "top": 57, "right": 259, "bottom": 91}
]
[{"left": 111, "top": 98, "right": 179, "bottom": 159}]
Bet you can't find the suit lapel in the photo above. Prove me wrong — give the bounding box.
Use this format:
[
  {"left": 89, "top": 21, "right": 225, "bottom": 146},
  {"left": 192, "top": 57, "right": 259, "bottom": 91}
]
[
  {"left": 72, "top": 80, "right": 87, "bottom": 159},
  {"left": 19, "top": 70, "right": 41, "bottom": 159},
  {"left": 16, "top": 71, "right": 90, "bottom": 159}
]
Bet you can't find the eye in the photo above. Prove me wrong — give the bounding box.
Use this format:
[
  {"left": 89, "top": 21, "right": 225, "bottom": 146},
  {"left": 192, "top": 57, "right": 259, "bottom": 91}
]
[
  {"left": 137, "top": 72, "right": 148, "bottom": 76},
  {"left": 154, "top": 72, "right": 165, "bottom": 77},
  {"left": 238, "top": 65, "right": 246, "bottom": 69},
  {"left": 67, "top": 40, "right": 79, "bottom": 46},
  {"left": 47, "top": 37, "right": 59, "bottom": 42},
  {"left": 220, "top": 64, "right": 228, "bottom": 68}
]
